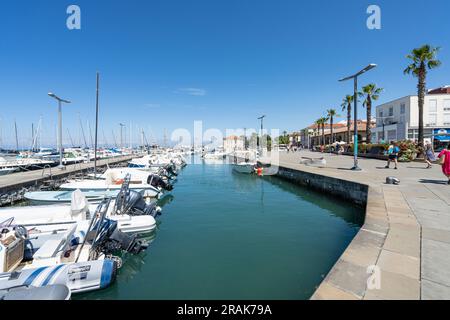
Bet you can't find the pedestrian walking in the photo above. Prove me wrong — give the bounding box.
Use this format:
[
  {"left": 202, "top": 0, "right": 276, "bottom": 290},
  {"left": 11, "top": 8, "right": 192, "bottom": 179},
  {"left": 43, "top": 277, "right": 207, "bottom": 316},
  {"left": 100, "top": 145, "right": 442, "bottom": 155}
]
[
  {"left": 438, "top": 143, "right": 450, "bottom": 185},
  {"left": 425, "top": 144, "right": 436, "bottom": 169},
  {"left": 385, "top": 141, "right": 400, "bottom": 170}
]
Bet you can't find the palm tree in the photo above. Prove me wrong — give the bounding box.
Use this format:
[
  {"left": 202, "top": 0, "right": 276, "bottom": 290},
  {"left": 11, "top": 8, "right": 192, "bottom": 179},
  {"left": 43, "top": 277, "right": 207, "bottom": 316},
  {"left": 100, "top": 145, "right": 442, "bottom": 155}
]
[
  {"left": 359, "top": 84, "right": 383, "bottom": 144},
  {"left": 341, "top": 95, "right": 353, "bottom": 143},
  {"left": 326, "top": 109, "right": 339, "bottom": 144},
  {"left": 404, "top": 45, "right": 441, "bottom": 146},
  {"left": 316, "top": 117, "right": 328, "bottom": 146},
  {"left": 314, "top": 119, "right": 323, "bottom": 146}
]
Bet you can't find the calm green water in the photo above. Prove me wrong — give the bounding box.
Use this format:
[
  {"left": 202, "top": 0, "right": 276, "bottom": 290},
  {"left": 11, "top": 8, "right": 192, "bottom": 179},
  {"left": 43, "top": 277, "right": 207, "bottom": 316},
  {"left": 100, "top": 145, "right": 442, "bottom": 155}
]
[{"left": 78, "top": 157, "right": 363, "bottom": 300}]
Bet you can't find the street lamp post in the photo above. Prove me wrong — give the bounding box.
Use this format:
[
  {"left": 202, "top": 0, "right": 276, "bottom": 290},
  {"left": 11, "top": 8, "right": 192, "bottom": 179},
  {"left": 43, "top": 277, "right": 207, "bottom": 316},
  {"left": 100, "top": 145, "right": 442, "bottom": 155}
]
[
  {"left": 258, "top": 115, "right": 266, "bottom": 154},
  {"left": 119, "top": 123, "right": 125, "bottom": 149},
  {"left": 48, "top": 92, "right": 71, "bottom": 169},
  {"left": 339, "top": 64, "right": 377, "bottom": 171}
]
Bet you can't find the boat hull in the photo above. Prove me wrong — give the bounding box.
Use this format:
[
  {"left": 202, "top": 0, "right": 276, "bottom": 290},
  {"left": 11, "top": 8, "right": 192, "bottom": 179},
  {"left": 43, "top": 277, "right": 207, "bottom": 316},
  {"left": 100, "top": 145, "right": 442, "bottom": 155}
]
[
  {"left": 59, "top": 184, "right": 160, "bottom": 198},
  {"left": 232, "top": 163, "right": 256, "bottom": 174},
  {"left": 24, "top": 190, "right": 122, "bottom": 205},
  {"left": 0, "top": 259, "right": 117, "bottom": 295}
]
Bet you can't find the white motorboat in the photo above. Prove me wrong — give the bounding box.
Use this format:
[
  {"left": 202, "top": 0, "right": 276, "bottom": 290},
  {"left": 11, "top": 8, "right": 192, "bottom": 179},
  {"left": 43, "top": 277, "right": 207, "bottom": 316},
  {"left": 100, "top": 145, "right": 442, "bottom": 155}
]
[
  {"left": 59, "top": 168, "right": 165, "bottom": 198},
  {"left": 62, "top": 151, "right": 88, "bottom": 165},
  {"left": 1, "top": 189, "right": 160, "bottom": 235},
  {"left": 0, "top": 167, "right": 18, "bottom": 176},
  {"left": 128, "top": 152, "right": 186, "bottom": 170},
  {"left": 24, "top": 190, "right": 123, "bottom": 205},
  {"left": 0, "top": 201, "right": 149, "bottom": 297},
  {"left": 232, "top": 162, "right": 256, "bottom": 174},
  {"left": 202, "top": 152, "right": 227, "bottom": 160},
  {"left": 0, "top": 284, "right": 71, "bottom": 300},
  {"left": 0, "top": 156, "right": 56, "bottom": 171}
]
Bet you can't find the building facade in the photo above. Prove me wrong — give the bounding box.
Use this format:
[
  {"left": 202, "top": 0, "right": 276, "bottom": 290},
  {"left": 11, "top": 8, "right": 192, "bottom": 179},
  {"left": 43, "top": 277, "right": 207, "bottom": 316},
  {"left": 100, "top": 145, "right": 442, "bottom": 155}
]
[
  {"left": 302, "top": 120, "right": 375, "bottom": 148},
  {"left": 223, "top": 136, "right": 245, "bottom": 153},
  {"left": 372, "top": 86, "right": 450, "bottom": 149}
]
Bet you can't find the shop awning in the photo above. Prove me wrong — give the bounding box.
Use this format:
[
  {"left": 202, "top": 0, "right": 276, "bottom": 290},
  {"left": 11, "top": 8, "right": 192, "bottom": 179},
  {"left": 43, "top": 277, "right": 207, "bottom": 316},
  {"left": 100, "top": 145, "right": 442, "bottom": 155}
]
[{"left": 434, "top": 135, "right": 450, "bottom": 142}]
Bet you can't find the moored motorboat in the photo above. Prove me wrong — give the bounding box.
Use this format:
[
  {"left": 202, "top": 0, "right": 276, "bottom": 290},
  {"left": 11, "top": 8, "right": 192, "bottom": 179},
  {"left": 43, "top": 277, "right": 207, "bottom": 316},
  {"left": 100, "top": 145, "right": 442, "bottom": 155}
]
[
  {"left": 0, "top": 284, "right": 71, "bottom": 300},
  {"left": 2, "top": 187, "right": 160, "bottom": 235},
  {"left": 59, "top": 168, "right": 174, "bottom": 198},
  {"left": 0, "top": 200, "right": 150, "bottom": 297},
  {"left": 24, "top": 190, "right": 123, "bottom": 205},
  {"left": 232, "top": 162, "right": 256, "bottom": 174},
  {"left": 0, "top": 167, "right": 18, "bottom": 176}
]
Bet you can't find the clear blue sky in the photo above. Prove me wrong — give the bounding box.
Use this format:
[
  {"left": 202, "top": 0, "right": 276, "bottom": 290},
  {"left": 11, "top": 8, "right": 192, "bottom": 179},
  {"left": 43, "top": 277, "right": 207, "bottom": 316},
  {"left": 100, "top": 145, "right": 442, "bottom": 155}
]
[{"left": 0, "top": 0, "right": 449, "bottom": 148}]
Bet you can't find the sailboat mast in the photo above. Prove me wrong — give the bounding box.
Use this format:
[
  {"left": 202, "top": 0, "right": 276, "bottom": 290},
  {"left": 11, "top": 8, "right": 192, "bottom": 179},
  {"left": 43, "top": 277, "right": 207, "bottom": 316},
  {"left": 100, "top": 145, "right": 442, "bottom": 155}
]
[
  {"left": 88, "top": 120, "right": 94, "bottom": 149},
  {"left": 112, "top": 130, "right": 118, "bottom": 148},
  {"left": 94, "top": 72, "right": 100, "bottom": 178},
  {"left": 14, "top": 120, "right": 19, "bottom": 152},
  {"left": 0, "top": 117, "right": 2, "bottom": 150},
  {"left": 67, "top": 129, "right": 75, "bottom": 147},
  {"left": 31, "top": 123, "right": 34, "bottom": 151},
  {"left": 102, "top": 128, "right": 108, "bottom": 147},
  {"left": 129, "top": 121, "right": 132, "bottom": 149},
  {"left": 78, "top": 113, "right": 88, "bottom": 148}
]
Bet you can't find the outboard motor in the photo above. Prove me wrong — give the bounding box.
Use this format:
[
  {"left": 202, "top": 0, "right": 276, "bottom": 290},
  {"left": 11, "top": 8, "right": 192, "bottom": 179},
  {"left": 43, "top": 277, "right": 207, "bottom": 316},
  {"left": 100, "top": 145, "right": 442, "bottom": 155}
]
[
  {"left": 114, "top": 175, "right": 161, "bottom": 217},
  {"left": 87, "top": 217, "right": 149, "bottom": 260},
  {"left": 166, "top": 163, "right": 178, "bottom": 177},
  {"left": 125, "top": 190, "right": 161, "bottom": 217},
  {"left": 79, "top": 199, "right": 149, "bottom": 262},
  {"left": 147, "top": 174, "right": 174, "bottom": 191}
]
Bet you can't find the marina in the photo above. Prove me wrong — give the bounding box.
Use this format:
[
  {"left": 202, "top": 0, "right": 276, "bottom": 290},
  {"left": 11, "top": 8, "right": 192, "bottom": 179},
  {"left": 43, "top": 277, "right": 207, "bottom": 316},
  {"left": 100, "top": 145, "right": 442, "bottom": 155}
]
[
  {"left": 76, "top": 156, "right": 363, "bottom": 300},
  {"left": 1, "top": 0, "right": 450, "bottom": 305},
  {"left": 0, "top": 154, "right": 138, "bottom": 206},
  {"left": 0, "top": 149, "right": 187, "bottom": 299}
]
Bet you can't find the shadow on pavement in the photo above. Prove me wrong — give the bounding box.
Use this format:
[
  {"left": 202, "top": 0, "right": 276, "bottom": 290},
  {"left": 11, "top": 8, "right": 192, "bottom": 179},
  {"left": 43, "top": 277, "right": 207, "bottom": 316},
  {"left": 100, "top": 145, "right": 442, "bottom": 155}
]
[{"left": 419, "top": 179, "right": 448, "bottom": 185}]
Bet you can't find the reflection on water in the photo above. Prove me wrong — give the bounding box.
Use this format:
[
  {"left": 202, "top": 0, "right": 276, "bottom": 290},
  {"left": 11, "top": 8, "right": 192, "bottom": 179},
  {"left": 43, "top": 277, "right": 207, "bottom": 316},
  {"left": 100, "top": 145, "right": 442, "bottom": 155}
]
[
  {"left": 77, "top": 159, "right": 363, "bottom": 300},
  {"left": 157, "top": 194, "right": 174, "bottom": 207},
  {"left": 261, "top": 175, "right": 364, "bottom": 227}
]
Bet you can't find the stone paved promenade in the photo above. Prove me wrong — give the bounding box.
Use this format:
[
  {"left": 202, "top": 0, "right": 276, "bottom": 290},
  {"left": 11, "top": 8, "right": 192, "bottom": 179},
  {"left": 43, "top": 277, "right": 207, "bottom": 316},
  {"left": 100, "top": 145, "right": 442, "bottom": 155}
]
[{"left": 262, "top": 150, "right": 450, "bottom": 300}]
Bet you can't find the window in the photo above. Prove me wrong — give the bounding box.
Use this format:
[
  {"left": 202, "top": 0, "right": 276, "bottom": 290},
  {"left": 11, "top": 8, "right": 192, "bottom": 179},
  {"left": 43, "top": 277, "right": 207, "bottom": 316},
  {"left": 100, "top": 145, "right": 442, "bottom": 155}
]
[
  {"left": 379, "top": 110, "right": 383, "bottom": 118},
  {"left": 400, "top": 115, "right": 405, "bottom": 124},
  {"left": 387, "top": 130, "right": 397, "bottom": 141},
  {"left": 428, "top": 114, "right": 437, "bottom": 126},
  {"left": 389, "top": 107, "right": 394, "bottom": 117},
  {"left": 444, "top": 100, "right": 450, "bottom": 111},
  {"left": 444, "top": 113, "right": 450, "bottom": 126},
  {"left": 429, "top": 99, "right": 438, "bottom": 113},
  {"left": 400, "top": 103, "right": 406, "bottom": 114}
]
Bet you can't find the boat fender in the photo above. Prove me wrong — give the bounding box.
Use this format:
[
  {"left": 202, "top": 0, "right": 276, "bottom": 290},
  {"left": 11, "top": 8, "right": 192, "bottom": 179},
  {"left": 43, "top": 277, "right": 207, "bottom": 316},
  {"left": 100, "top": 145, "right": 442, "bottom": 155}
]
[
  {"left": 114, "top": 179, "right": 124, "bottom": 185},
  {"left": 257, "top": 167, "right": 263, "bottom": 176},
  {"left": 100, "top": 259, "right": 118, "bottom": 289}
]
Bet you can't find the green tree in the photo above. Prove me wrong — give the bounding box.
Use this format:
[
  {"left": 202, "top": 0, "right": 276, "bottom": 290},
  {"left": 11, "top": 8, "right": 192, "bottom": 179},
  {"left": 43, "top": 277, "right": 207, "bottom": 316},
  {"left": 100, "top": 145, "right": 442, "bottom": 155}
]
[
  {"left": 315, "top": 117, "right": 328, "bottom": 146},
  {"left": 276, "top": 131, "right": 290, "bottom": 145},
  {"left": 264, "top": 134, "right": 272, "bottom": 151},
  {"left": 404, "top": 44, "right": 441, "bottom": 146},
  {"left": 341, "top": 95, "right": 353, "bottom": 143},
  {"left": 359, "top": 84, "right": 383, "bottom": 143},
  {"left": 326, "top": 109, "right": 339, "bottom": 144}
]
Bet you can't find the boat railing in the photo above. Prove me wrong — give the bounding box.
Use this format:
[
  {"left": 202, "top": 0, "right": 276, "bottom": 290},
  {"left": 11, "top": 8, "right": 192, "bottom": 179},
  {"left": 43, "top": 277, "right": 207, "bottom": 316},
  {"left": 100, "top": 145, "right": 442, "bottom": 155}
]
[{"left": 41, "top": 165, "right": 53, "bottom": 179}]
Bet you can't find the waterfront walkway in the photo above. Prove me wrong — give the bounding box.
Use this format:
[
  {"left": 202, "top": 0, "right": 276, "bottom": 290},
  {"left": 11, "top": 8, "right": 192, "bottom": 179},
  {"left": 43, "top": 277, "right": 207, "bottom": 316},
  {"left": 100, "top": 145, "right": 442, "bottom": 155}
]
[{"left": 262, "top": 150, "right": 450, "bottom": 300}]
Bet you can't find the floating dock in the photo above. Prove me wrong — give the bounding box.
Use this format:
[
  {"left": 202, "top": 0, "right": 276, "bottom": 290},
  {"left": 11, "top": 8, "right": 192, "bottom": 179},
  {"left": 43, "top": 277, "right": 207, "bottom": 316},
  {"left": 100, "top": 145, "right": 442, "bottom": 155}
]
[{"left": 0, "top": 154, "right": 139, "bottom": 206}]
